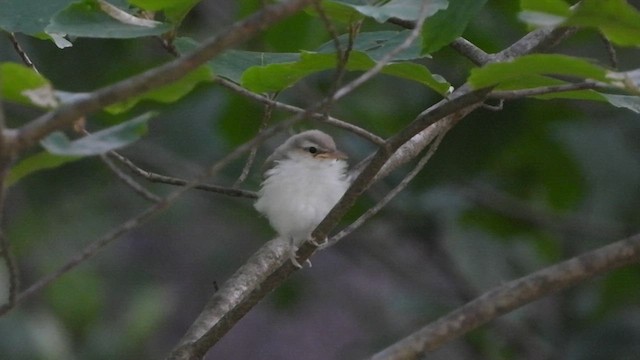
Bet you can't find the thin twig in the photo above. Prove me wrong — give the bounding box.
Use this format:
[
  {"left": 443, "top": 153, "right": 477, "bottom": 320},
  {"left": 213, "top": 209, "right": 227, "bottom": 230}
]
[
  {"left": 332, "top": 2, "right": 431, "bottom": 101},
  {"left": 102, "top": 153, "right": 163, "bottom": 202},
  {"left": 214, "top": 78, "right": 386, "bottom": 146},
  {"left": 368, "top": 233, "right": 640, "bottom": 360},
  {"left": 329, "top": 129, "right": 448, "bottom": 244},
  {"left": 108, "top": 151, "right": 258, "bottom": 199},
  {"left": 0, "top": 83, "right": 19, "bottom": 310},
  {"left": 489, "top": 81, "right": 606, "bottom": 100},
  {"left": 0, "top": 232, "right": 19, "bottom": 309},
  {"left": 78, "top": 126, "right": 162, "bottom": 203},
  {"left": 233, "top": 94, "right": 276, "bottom": 186},
  {"left": 599, "top": 32, "right": 618, "bottom": 69},
  {"left": 8, "top": 33, "right": 39, "bottom": 73}
]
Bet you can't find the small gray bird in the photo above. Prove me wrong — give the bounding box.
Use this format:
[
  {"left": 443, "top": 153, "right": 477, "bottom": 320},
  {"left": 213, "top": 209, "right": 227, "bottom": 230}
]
[{"left": 254, "top": 130, "right": 349, "bottom": 267}]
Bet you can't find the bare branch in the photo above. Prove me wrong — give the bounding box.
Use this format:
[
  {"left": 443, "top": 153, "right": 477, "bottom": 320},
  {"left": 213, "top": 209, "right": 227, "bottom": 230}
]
[
  {"left": 368, "top": 233, "right": 640, "bottom": 360},
  {"left": 489, "top": 81, "right": 607, "bottom": 100},
  {"left": 109, "top": 151, "right": 258, "bottom": 199},
  {"left": 233, "top": 95, "right": 275, "bottom": 187},
  {"left": 0, "top": 204, "right": 163, "bottom": 316},
  {"left": 492, "top": 26, "right": 578, "bottom": 62},
  {"left": 101, "top": 153, "right": 163, "bottom": 203},
  {"left": 599, "top": 32, "right": 618, "bottom": 69},
  {"left": 7, "top": 0, "right": 317, "bottom": 153},
  {"left": 450, "top": 37, "right": 491, "bottom": 65},
  {"left": 215, "top": 78, "right": 386, "bottom": 146},
  {"left": 8, "top": 33, "right": 39, "bottom": 73}
]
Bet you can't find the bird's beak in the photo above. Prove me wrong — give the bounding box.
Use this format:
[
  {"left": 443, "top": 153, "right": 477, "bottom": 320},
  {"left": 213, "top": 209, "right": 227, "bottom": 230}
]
[{"left": 316, "top": 150, "right": 348, "bottom": 160}]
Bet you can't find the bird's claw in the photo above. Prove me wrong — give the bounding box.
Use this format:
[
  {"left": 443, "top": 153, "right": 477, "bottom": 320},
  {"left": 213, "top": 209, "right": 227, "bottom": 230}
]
[
  {"left": 288, "top": 247, "right": 311, "bottom": 268},
  {"left": 309, "top": 237, "right": 329, "bottom": 249}
]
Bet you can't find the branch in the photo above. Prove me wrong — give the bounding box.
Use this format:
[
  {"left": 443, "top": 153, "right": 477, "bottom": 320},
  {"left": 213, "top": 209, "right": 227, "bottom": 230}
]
[
  {"left": 109, "top": 151, "right": 258, "bottom": 199},
  {"left": 0, "top": 204, "right": 163, "bottom": 316},
  {"left": 214, "top": 78, "right": 386, "bottom": 146},
  {"left": 6, "top": 0, "right": 317, "bottom": 153},
  {"left": 489, "top": 81, "right": 608, "bottom": 100},
  {"left": 101, "top": 153, "right": 162, "bottom": 203},
  {"left": 449, "top": 37, "right": 491, "bottom": 65},
  {"left": 368, "top": 233, "right": 640, "bottom": 360},
  {"left": 8, "top": 33, "right": 39, "bottom": 73}
]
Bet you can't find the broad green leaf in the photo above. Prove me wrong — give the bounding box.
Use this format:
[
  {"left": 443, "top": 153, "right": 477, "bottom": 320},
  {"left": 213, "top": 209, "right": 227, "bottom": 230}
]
[
  {"left": 568, "top": 0, "right": 640, "bottom": 47},
  {"left": 0, "top": 63, "right": 55, "bottom": 107},
  {"left": 241, "top": 50, "right": 450, "bottom": 94},
  {"left": 421, "top": 0, "right": 487, "bottom": 54},
  {"left": 0, "top": 0, "right": 74, "bottom": 35},
  {"left": 127, "top": 0, "right": 201, "bottom": 24},
  {"left": 352, "top": 0, "right": 447, "bottom": 23},
  {"left": 7, "top": 112, "right": 154, "bottom": 186},
  {"left": 7, "top": 152, "right": 78, "bottom": 187},
  {"left": 106, "top": 65, "right": 213, "bottom": 113},
  {"left": 469, "top": 54, "right": 609, "bottom": 89},
  {"left": 174, "top": 37, "right": 299, "bottom": 83},
  {"left": 46, "top": 0, "right": 172, "bottom": 39}
]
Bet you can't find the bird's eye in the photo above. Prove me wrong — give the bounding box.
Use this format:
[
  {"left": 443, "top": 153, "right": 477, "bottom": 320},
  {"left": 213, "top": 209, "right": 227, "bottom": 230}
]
[{"left": 307, "top": 146, "right": 318, "bottom": 154}]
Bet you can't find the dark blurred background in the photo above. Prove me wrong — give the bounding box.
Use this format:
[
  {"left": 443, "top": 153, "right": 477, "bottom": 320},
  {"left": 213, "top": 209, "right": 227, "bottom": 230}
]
[{"left": 1, "top": 1, "right": 640, "bottom": 359}]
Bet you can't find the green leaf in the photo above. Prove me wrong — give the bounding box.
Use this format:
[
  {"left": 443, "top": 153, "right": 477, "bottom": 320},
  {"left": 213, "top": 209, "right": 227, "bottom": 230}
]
[
  {"left": 241, "top": 50, "right": 450, "bottom": 95},
  {"left": 0, "top": 0, "right": 74, "bottom": 35},
  {"left": 46, "top": 0, "right": 172, "bottom": 39},
  {"left": 106, "top": 65, "right": 213, "bottom": 113},
  {"left": 568, "top": 0, "right": 640, "bottom": 47},
  {"left": 468, "top": 54, "right": 609, "bottom": 89},
  {"left": 0, "top": 63, "right": 55, "bottom": 107},
  {"left": 174, "top": 37, "right": 299, "bottom": 84},
  {"left": 519, "top": 0, "right": 640, "bottom": 47},
  {"left": 7, "top": 152, "right": 79, "bottom": 187},
  {"left": 7, "top": 112, "right": 154, "bottom": 186},
  {"left": 421, "top": 0, "right": 488, "bottom": 54}
]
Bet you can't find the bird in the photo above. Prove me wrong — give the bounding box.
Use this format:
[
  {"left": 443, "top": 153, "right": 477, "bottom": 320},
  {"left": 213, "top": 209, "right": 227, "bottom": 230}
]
[{"left": 254, "top": 130, "right": 350, "bottom": 267}]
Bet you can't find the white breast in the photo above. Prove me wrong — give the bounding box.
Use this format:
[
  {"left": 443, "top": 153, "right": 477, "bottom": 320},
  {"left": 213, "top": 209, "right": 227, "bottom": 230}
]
[{"left": 254, "top": 157, "right": 349, "bottom": 242}]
